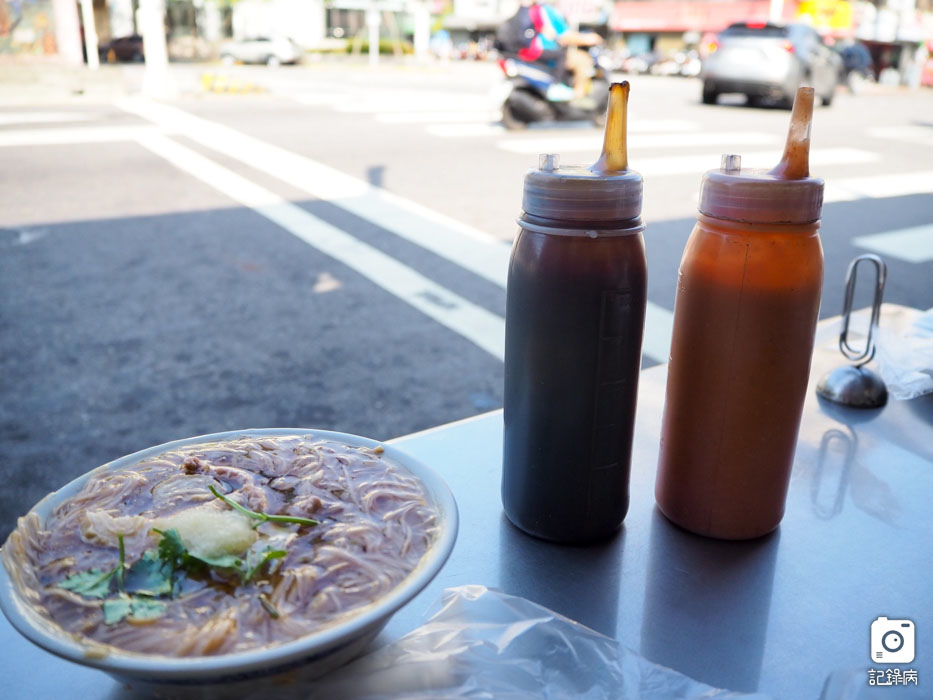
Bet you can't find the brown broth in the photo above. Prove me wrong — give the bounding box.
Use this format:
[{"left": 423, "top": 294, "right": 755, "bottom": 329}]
[{"left": 4, "top": 435, "right": 439, "bottom": 656}]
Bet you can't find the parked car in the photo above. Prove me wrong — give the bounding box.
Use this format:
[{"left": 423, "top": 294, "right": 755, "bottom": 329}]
[
  {"left": 219, "top": 37, "right": 302, "bottom": 67},
  {"left": 98, "top": 35, "right": 144, "bottom": 63},
  {"left": 700, "top": 22, "right": 841, "bottom": 107}
]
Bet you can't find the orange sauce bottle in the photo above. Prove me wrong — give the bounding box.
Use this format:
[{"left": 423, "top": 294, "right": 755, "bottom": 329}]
[{"left": 655, "top": 88, "right": 824, "bottom": 539}]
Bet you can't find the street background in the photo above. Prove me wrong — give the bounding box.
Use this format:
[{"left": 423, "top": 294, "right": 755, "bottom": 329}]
[{"left": 1, "top": 59, "right": 932, "bottom": 542}]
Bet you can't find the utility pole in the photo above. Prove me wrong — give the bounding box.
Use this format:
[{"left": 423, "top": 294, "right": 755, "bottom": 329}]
[
  {"left": 79, "top": 0, "right": 100, "bottom": 70},
  {"left": 138, "top": 0, "right": 175, "bottom": 98},
  {"left": 413, "top": 0, "right": 431, "bottom": 62},
  {"left": 367, "top": 6, "right": 381, "bottom": 66},
  {"left": 770, "top": 0, "right": 785, "bottom": 23}
]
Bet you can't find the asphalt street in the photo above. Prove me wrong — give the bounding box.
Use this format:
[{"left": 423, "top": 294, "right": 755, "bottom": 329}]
[{"left": 1, "top": 61, "right": 931, "bottom": 539}]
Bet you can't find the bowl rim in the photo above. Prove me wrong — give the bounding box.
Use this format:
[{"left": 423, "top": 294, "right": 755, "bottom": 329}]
[{"left": 0, "top": 428, "right": 459, "bottom": 681}]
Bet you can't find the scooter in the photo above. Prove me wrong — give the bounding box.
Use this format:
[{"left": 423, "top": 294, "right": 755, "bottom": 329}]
[{"left": 493, "top": 49, "right": 611, "bottom": 129}]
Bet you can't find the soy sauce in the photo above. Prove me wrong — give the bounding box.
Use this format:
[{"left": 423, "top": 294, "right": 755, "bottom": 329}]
[
  {"left": 501, "top": 82, "right": 646, "bottom": 543},
  {"left": 503, "top": 217, "right": 646, "bottom": 542}
]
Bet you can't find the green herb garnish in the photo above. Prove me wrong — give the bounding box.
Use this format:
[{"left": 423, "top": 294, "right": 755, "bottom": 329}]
[
  {"left": 56, "top": 484, "right": 313, "bottom": 625},
  {"left": 258, "top": 593, "right": 280, "bottom": 619},
  {"left": 123, "top": 549, "right": 173, "bottom": 597},
  {"left": 150, "top": 528, "right": 286, "bottom": 586},
  {"left": 58, "top": 567, "right": 118, "bottom": 599},
  {"left": 209, "top": 485, "right": 319, "bottom": 528},
  {"left": 60, "top": 534, "right": 170, "bottom": 624},
  {"left": 102, "top": 595, "right": 166, "bottom": 625},
  {"left": 244, "top": 548, "right": 287, "bottom": 583}
]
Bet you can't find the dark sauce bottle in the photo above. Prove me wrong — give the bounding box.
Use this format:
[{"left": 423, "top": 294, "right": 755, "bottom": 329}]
[{"left": 502, "top": 83, "right": 647, "bottom": 543}]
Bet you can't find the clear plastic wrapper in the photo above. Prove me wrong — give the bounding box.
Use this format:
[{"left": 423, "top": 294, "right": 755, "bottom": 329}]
[
  {"left": 874, "top": 308, "right": 933, "bottom": 400},
  {"left": 257, "top": 585, "right": 770, "bottom": 700}
]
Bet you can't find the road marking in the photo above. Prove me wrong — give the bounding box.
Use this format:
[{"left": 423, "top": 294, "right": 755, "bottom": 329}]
[
  {"left": 377, "top": 111, "right": 501, "bottom": 124},
  {"left": 0, "top": 111, "right": 98, "bottom": 126},
  {"left": 117, "top": 97, "right": 676, "bottom": 363},
  {"left": 823, "top": 171, "right": 933, "bottom": 203},
  {"left": 854, "top": 224, "right": 933, "bottom": 263},
  {"left": 497, "top": 131, "right": 779, "bottom": 154},
  {"left": 290, "top": 93, "right": 349, "bottom": 107},
  {"left": 115, "top": 97, "right": 512, "bottom": 290},
  {"left": 0, "top": 125, "right": 166, "bottom": 147},
  {"left": 426, "top": 123, "right": 507, "bottom": 137},
  {"left": 134, "top": 132, "right": 507, "bottom": 360},
  {"left": 634, "top": 147, "right": 879, "bottom": 177},
  {"left": 334, "top": 94, "right": 486, "bottom": 114},
  {"left": 868, "top": 126, "right": 933, "bottom": 149}
]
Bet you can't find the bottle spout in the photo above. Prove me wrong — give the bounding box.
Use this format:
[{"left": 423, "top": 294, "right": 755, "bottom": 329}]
[
  {"left": 592, "top": 82, "right": 629, "bottom": 173},
  {"left": 769, "top": 87, "right": 814, "bottom": 180}
]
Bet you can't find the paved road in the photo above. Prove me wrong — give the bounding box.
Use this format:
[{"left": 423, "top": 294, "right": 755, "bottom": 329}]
[{"left": 1, "top": 61, "right": 931, "bottom": 538}]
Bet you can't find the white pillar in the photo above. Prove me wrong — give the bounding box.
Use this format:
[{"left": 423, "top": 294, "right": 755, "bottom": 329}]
[
  {"left": 138, "top": 0, "right": 175, "bottom": 98},
  {"left": 413, "top": 1, "right": 430, "bottom": 61},
  {"left": 201, "top": 0, "right": 224, "bottom": 42},
  {"left": 51, "top": 0, "right": 84, "bottom": 66},
  {"left": 109, "top": 0, "right": 136, "bottom": 37},
  {"left": 367, "top": 7, "right": 380, "bottom": 66},
  {"left": 80, "top": 0, "right": 100, "bottom": 69},
  {"left": 769, "top": 0, "right": 785, "bottom": 23}
]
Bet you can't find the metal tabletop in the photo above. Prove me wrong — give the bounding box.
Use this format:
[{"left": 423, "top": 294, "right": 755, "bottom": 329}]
[{"left": 2, "top": 305, "right": 930, "bottom": 698}]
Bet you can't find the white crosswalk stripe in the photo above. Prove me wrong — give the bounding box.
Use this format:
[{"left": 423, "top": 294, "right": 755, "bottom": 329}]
[
  {"left": 496, "top": 131, "right": 779, "bottom": 154},
  {"left": 854, "top": 224, "right": 933, "bottom": 263},
  {"left": 0, "top": 111, "right": 99, "bottom": 126},
  {"left": 867, "top": 126, "right": 933, "bottom": 149}
]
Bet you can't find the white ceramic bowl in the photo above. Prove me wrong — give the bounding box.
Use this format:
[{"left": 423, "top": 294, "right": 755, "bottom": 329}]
[{"left": 0, "top": 428, "right": 458, "bottom": 694}]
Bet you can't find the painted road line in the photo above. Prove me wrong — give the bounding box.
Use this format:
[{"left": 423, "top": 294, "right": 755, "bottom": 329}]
[
  {"left": 134, "top": 132, "right": 507, "bottom": 360},
  {"left": 854, "top": 224, "right": 933, "bottom": 263},
  {"left": 335, "top": 95, "right": 487, "bottom": 114},
  {"left": 0, "top": 125, "right": 166, "bottom": 147},
  {"left": 116, "top": 97, "right": 674, "bottom": 363},
  {"left": 426, "top": 123, "right": 508, "bottom": 137},
  {"left": 377, "top": 111, "right": 501, "bottom": 124},
  {"left": 0, "top": 111, "right": 98, "bottom": 126},
  {"left": 497, "top": 131, "right": 779, "bottom": 154},
  {"left": 116, "top": 97, "right": 513, "bottom": 288},
  {"left": 868, "top": 126, "right": 933, "bottom": 149},
  {"left": 823, "top": 171, "right": 933, "bottom": 203},
  {"left": 635, "top": 148, "right": 880, "bottom": 177},
  {"left": 624, "top": 119, "right": 699, "bottom": 133}
]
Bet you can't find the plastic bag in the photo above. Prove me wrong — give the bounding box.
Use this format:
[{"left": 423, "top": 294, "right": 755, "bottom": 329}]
[
  {"left": 874, "top": 308, "right": 933, "bottom": 400},
  {"left": 264, "top": 585, "right": 770, "bottom": 699}
]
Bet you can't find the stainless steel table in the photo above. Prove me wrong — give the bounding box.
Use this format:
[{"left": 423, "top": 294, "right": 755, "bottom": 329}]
[{"left": 2, "top": 305, "right": 930, "bottom": 698}]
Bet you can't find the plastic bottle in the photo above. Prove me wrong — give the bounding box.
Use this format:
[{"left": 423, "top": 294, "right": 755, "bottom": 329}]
[
  {"left": 502, "top": 83, "right": 646, "bottom": 543},
  {"left": 655, "top": 87, "right": 825, "bottom": 540}
]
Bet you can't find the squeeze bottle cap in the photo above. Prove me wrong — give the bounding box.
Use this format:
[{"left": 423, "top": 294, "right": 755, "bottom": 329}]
[
  {"left": 699, "top": 87, "right": 824, "bottom": 224},
  {"left": 522, "top": 82, "right": 643, "bottom": 224}
]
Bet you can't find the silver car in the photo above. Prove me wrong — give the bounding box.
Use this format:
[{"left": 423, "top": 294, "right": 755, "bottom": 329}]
[
  {"left": 219, "top": 36, "right": 302, "bottom": 67},
  {"left": 701, "top": 22, "right": 841, "bottom": 107}
]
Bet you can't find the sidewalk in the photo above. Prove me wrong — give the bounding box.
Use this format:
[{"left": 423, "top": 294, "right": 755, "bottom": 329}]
[{"left": 0, "top": 59, "right": 138, "bottom": 105}]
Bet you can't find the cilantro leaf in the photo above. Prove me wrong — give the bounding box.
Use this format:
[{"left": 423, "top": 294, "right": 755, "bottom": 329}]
[
  {"left": 188, "top": 551, "right": 244, "bottom": 572},
  {"left": 129, "top": 597, "right": 166, "bottom": 621},
  {"left": 124, "top": 550, "right": 173, "bottom": 597},
  {"left": 58, "top": 568, "right": 117, "bottom": 599},
  {"left": 102, "top": 595, "right": 167, "bottom": 624},
  {"left": 102, "top": 597, "right": 132, "bottom": 624},
  {"left": 154, "top": 528, "right": 187, "bottom": 570},
  {"left": 244, "top": 548, "right": 287, "bottom": 583}
]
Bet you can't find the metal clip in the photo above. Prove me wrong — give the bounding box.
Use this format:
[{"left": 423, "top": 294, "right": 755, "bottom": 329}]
[{"left": 838, "top": 254, "right": 887, "bottom": 366}]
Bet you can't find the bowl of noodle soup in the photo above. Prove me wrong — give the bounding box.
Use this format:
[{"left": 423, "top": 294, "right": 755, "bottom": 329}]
[{"left": 0, "top": 428, "right": 457, "bottom": 692}]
